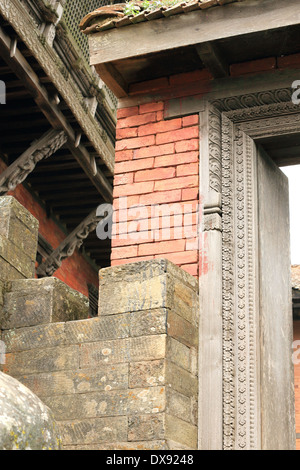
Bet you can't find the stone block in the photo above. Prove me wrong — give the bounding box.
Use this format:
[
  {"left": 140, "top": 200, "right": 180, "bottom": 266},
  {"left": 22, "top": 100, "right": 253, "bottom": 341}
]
[
  {"left": 80, "top": 338, "right": 131, "bottom": 368},
  {"left": 17, "top": 364, "right": 129, "bottom": 397},
  {"left": 128, "top": 414, "right": 165, "bottom": 441},
  {"left": 42, "top": 390, "right": 129, "bottom": 421},
  {"left": 58, "top": 416, "right": 128, "bottom": 446},
  {"left": 0, "top": 236, "right": 35, "bottom": 279},
  {"left": 165, "top": 361, "right": 198, "bottom": 398},
  {"left": 1, "top": 277, "right": 89, "bottom": 329},
  {"left": 4, "top": 345, "right": 79, "bottom": 376},
  {"left": 167, "top": 310, "right": 198, "bottom": 348},
  {"left": 128, "top": 386, "right": 165, "bottom": 415},
  {"left": 99, "top": 260, "right": 168, "bottom": 315},
  {"left": 129, "top": 360, "right": 165, "bottom": 388},
  {"left": 0, "top": 196, "right": 38, "bottom": 261},
  {"left": 166, "top": 388, "right": 193, "bottom": 424},
  {"left": 129, "top": 309, "right": 167, "bottom": 337},
  {"left": 130, "top": 334, "right": 166, "bottom": 362},
  {"left": 166, "top": 336, "right": 192, "bottom": 372},
  {"left": 64, "top": 315, "right": 130, "bottom": 344},
  {"left": 63, "top": 440, "right": 168, "bottom": 450},
  {"left": 2, "top": 322, "right": 65, "bottom": 352},
  {"left": 165, "top": 414, "right": 198, "bottom": 449}
]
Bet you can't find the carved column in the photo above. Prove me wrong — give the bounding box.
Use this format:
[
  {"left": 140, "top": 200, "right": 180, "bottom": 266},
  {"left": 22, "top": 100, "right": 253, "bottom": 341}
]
[{"left": 198, "top": 103, "right": 223, "bottom": 450}]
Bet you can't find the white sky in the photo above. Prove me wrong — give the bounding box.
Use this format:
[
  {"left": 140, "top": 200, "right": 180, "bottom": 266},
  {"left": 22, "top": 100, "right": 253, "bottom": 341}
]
[{"left": 281, "top": 166, "right": 300, "bottom": 265}]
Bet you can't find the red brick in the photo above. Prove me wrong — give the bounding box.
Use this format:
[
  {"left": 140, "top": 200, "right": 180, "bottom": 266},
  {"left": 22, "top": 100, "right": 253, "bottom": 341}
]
[
  {"left": 115, "top": 135, "right": 155, "bottom": 151},
  {"left": 115, "top": 157, "right": 154, "bottom": 174},
  {"left": 134, "top": 143, "right": 175, "bottom": 159},
  {"left": 111, "top": 256, "right": 153, "bottom": 266},
  {"left": 116, "top": 127, "right": 138, "bottom": 140},
  {"left": 117, "top": 106, "right": 139, "bottom": 119},
  {"left": 156, "top": 111, "right": 164, "bottom": 121},
  {"left": 139, "top": 101, "right": 164, "bottom": 114},
  {"left": 181, "top": 263, "right": 198, "bottom": 277},
  {"left": 182, "top": 188, "right": 199, "bottom": 201},
  {"left": 175, "top": 139, "right": 199, "bottom": 153},
  {"left": 156, "top": 127, "right": 198, "bottom": 145},
  {"left": 139, "top": 190, "right": 182, "bottom": 205},
  {"left": 113, "top": 195, "right": 140, "bottom": 211},
  {"left": 138, "top": 118, "right": 182, "bottom": 137},
  {"left": 155, "top": 151, "right": 198, "bottom": 168},
  {"left": 138, "top": 239, "right": 185, "bottom": 256},
  {"left": 135, "top": 167, "right": 175, "bottom": 182},
  {"left": 157, "top": 251, "right": 198, "bottom": 265},
  {"left": 115, "top": 150, "right": 134, "bottom": 162},
  {"left": 117, "top": 112, "right": 157, "bottom": 129},
  {"left": 154, "top": 175, "right": 198, "bottom": 192},
  {"left": 277, "top": 53, "right": 300, "bottom": 69},
  {"left": 113, "top": 181, "right": 154, "bottom": 197},
  {"left": 129, "top": 77, "right": 169, "bottom": 95},
  {"left": 177, "top": 162, "right": 198, "bottom": 177},
  {"left": 182, "top": 115, "right": 199, "bottom": 127},
  {"left": 169, "top": 69, "right": 212, "bottom": 86},
  {"left": 114, "top": 172, "right": 134, "bottom": 186},
  {"left": 230, "top": 57, "right": 277, "bottom": 77},
  {"left": 110, "top": 245, "right": 138, "bottom": 260}
]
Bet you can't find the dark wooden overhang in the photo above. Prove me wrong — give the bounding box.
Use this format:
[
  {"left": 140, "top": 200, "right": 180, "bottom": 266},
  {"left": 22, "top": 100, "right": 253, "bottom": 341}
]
[
  {"left": 86, "top": 0, "right": 300, "bottom": 99},
  {"left": 0, "top": 1, "right": 116, "bottom": 273}
]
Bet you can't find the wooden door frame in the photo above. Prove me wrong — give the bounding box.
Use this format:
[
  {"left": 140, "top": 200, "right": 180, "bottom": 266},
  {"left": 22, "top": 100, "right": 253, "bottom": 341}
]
[{"left": 198, "top": 89, "right": 300, "bottom": 450}]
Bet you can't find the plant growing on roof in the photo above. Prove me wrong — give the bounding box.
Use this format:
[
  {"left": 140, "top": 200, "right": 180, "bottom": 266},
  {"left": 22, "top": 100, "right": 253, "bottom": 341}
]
[{"left": 123, "top": 0, "right": 179, "bottom": 16}]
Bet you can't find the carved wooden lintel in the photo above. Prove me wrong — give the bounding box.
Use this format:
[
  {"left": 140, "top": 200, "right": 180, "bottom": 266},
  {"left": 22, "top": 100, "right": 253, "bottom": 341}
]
[{"left": 0, "top": 129, "right": 67, "bottom": 195}]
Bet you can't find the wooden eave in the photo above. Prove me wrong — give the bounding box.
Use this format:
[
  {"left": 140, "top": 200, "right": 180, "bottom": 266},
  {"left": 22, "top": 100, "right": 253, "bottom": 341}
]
[
  {"left": 0, "top": 2, "right": 115, "bottom": 271},
  {"left": 87, "top": 0, "right": 300, "bottom": 98}
]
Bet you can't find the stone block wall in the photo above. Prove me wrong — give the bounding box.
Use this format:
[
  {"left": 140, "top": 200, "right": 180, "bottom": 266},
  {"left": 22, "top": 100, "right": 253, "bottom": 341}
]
[
  {"left": 0, "top": 196, "right": 38, "bottom": 310},
  {"left": 2, "top": 259, "right": 199, "bottom": 450}
]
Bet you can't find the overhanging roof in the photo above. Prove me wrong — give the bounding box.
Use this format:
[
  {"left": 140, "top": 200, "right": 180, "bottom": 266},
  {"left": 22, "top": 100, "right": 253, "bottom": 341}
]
[{"left": 84, "top": 0, "right": 300, "bottom": 98}]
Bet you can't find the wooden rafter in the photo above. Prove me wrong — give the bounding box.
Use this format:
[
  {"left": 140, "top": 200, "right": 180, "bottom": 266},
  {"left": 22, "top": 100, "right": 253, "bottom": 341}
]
[
  {"left": 0, "top": 129, "right": 67, "bottom": 195},
  {"left": 195, "top": 42, "right": 229, "bottom": 79},
  {"left": 0, "top": 25, "right": 113, "bottom": 203}
]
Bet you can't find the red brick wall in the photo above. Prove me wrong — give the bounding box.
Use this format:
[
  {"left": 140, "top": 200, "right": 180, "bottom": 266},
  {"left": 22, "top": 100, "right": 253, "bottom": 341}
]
[
  {"left": 111, "top": 101, "right": 200, "bottom": 277},
  {"left": 111, "top": 53, "right": 300, "bottom": 278},
  {"left": 0, "top": 160, "right": 98, "bottom": 297}
]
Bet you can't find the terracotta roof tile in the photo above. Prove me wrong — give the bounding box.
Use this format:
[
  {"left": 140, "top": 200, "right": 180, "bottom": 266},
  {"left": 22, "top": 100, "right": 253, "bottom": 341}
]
[{"left": 80, "top": 0, "right": 239, "bottom": 35}]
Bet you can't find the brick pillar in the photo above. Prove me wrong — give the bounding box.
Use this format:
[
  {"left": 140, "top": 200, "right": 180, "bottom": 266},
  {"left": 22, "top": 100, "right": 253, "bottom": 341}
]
[{"left": 112, "top": 102, "right": 200, "bottom": 278}]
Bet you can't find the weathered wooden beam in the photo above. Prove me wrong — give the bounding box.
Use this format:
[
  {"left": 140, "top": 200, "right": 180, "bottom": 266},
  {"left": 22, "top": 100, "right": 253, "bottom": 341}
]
[
  {"left": 36, "top": 205, "right": 113, "bottom": 276},
  {"left": 89, "top": 0, "right": 300, "bottom": 66},
  {"left": 0, "top": 129, "right": 67, "bottom": 195},
  {"left": 95, "top": 63, "right": 128, "bottom": 99},
  {"left": 195, "top": 42, "right": 229, "bottom": 79},
  {"left": 0, "top": 25, "right": 113, "bottom": 203}
]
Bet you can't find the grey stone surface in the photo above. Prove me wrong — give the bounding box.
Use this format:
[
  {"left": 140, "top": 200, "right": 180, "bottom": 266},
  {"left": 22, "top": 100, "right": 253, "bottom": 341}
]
[
  {"left": 0, "top": 371, "right": 61, "bottom": 450},
  {"left": 1, "top": 277, "right": 89, "bottom": 329}
]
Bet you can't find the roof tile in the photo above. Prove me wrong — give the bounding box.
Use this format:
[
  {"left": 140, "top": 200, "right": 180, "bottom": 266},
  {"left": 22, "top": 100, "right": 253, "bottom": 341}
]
[{"left": 80, "top": 0, "right": 239, "bottom": 35}]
